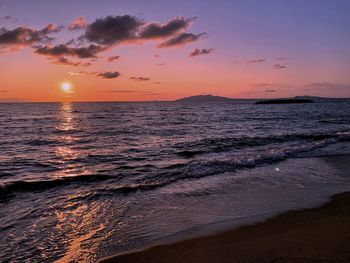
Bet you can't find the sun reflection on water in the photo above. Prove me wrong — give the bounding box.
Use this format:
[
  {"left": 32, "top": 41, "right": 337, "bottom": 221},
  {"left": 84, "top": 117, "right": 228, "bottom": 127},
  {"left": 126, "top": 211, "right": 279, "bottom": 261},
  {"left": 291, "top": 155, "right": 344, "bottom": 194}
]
[{"left": 54, "top": 103, "right": 90, "bottom": 177}]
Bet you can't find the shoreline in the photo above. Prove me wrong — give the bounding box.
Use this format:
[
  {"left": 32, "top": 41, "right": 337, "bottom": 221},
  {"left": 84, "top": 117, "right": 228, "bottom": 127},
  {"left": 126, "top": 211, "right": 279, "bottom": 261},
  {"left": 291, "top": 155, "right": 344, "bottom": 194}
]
[{"left": 100, "top": 191, "right": 350, "bottom": 263}]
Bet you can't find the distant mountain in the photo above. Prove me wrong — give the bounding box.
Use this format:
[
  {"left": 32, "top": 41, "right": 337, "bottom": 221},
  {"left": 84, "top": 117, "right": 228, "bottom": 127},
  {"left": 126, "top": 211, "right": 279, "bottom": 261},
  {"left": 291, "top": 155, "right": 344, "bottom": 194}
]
[
  {"left": 255, "top": 99, "right": 314, "bottom": 105},
  {"left": 174, "top": 94, "right": 349, "bottom": 104},
  {"left": 175, "top": 95, "right": 234, "bottom": 102}
]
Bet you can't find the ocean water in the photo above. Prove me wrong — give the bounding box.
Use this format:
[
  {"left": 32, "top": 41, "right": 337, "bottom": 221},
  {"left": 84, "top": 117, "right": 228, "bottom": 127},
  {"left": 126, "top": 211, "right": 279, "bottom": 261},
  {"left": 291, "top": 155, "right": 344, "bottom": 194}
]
[{"left": 0, "top": 100, "right": 350, "bottom": 262}]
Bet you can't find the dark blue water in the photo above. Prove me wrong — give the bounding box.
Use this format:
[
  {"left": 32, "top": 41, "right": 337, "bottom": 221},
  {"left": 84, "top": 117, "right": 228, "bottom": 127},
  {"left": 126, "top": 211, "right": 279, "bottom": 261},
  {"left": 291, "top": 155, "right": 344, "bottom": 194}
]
[{"left": 1, "top": 101, "right": 350, "bottom": 262}]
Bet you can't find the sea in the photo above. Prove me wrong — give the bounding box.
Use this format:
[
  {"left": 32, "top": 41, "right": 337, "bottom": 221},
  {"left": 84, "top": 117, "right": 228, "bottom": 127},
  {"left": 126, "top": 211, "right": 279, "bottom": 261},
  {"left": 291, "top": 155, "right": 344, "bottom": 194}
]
[{"left": 0, "top": 100, "right": 350, "bottom": 262}]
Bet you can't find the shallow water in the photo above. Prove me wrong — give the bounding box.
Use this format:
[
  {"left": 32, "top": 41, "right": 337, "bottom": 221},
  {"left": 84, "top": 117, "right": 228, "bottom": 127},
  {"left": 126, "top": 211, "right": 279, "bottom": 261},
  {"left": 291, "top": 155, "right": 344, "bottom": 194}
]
[{"left": 0, "top": 100, "right": 350, "bottom": 262}]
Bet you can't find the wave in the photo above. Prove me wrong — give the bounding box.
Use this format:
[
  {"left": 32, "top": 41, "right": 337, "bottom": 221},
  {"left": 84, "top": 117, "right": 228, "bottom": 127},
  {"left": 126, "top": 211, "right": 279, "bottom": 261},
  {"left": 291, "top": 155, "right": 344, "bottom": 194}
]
[
  {"left": 0, "top": 174, "right": 113, "bottom": 198},
  {"left": 1, "top": 131, "right": 349, "bottom": 199},
  {"left": 173, "top": 131, "right": 350, "bottom": 158}
]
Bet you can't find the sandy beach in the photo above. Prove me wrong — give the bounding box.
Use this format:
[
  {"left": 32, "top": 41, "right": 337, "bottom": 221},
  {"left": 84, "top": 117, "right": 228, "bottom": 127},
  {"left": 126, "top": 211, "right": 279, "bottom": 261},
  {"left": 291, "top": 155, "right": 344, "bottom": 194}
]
[{"left": 101, "top": 191, "right": 350, "bottom": 263}]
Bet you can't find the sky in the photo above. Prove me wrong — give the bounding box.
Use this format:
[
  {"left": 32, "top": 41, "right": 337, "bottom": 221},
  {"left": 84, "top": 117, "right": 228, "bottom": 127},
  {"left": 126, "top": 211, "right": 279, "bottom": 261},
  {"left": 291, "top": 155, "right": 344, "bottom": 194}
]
[{"left": 0, "top": 0, "right": 349, "bottom": 102}]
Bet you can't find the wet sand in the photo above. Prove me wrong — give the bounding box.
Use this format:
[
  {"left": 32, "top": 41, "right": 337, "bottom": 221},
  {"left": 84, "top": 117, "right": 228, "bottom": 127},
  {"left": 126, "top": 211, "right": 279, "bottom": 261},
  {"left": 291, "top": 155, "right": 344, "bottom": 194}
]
[{"left": 100, "top": 191, "right": 350, "bottom": 263}]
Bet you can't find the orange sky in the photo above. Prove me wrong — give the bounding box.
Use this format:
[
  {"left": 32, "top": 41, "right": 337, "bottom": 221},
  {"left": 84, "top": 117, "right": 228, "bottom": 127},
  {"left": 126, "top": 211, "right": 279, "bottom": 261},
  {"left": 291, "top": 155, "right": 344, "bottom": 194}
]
[{"left": 1, "top": 0, "right": 349, "bottom": 102}]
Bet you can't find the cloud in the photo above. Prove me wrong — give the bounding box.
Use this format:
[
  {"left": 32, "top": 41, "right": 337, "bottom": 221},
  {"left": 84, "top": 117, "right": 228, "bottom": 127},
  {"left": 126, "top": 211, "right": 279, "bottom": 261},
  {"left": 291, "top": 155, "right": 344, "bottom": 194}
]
[
  {"left": 252, "top": 83, "right": 274, "bottom": 87},
  {"left": 248, "top": 58, "right": 266, "bottom": 63},
  {"left": 265, "top": 89, "right": 276, "bottom": 93},
  {"left": 153, "top": 81, "right": 163, "bottom": 84},
  {"left": 98, "top": 71, "right": 121, "bottom": 79},
  {"left": 276, "top": 57, "right": 293, "bottom": 61},
  {"left": 0, "top": 97, "right": 31, "bottom": 102},
  {"left": 107, "top": 55, "right": 120, "bottom": 62},
  {"left": 102, "top": 90, "right": 135, "bottom": 93},
  {"left": 130, "top": 76, "right": 150, "bottom": 81},
  {"left": 68, "top": 17, "right": 88, "bottom": 31},
  {"left": 156, "top": 62, "right": 165, "bottom": 66},
  {"left": 68, "top": 70, "right": 121, "bottom": 79},
  {"left": 157, "top": 32, "right": 206, "bottom": 48},
  {"left": 35, "top": 44, "right": 106, "bottom": 59},
  {"left": 68, "top": 71, "right": 85, "bottom": 76},
  {"left": 189, "top": 48, "right": 213, "bottom": 57},
  {"left": 272, "top": 64, "right": 287, "bottom": 70},
  {"left": 0, "top": 16, "right": 18, "bottom": 23},
  {"left": 139, "top": 92, "right": 161, "bottom": 96},
  {"left": 53, "top": 57, "right": 92, "bottom": 67},
  {"left": 84, "top": 15, "right": 143, "bottom": 45},
  {"left": 0, "top": 90, "right": 8, "bottom": 92},
  {"left": 139, "top": 16, "right": 194, "bottom": 39},
  {"left": 0, "top": 24, "right": 61, "bottom": 48}
]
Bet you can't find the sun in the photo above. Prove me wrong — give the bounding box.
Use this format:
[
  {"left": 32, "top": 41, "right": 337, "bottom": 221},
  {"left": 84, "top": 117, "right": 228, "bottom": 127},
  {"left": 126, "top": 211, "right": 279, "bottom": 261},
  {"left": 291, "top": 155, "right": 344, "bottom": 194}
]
[{"left": 61, "top": 82, "right": 72, "bottom": 93}]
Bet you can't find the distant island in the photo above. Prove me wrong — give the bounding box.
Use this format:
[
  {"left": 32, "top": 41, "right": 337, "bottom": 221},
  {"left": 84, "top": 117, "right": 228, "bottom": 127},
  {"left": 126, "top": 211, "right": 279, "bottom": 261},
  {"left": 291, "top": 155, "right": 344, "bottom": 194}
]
[
  {"left": 175, "top": 95, "right": 234, "bottom": 102},
  {"left": 255, "top": 99, "right": 314, "bottom": 104},
  {"left": 175, "top": 95, "right": 348, "bottom": 104}
]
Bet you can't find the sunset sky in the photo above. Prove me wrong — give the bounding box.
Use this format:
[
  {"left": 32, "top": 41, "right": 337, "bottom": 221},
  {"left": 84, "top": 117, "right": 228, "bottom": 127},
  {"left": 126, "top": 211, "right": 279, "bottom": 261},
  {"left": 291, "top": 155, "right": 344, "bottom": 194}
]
[{"left": 0, "top": 0, "right": 349, "bottom": 102}]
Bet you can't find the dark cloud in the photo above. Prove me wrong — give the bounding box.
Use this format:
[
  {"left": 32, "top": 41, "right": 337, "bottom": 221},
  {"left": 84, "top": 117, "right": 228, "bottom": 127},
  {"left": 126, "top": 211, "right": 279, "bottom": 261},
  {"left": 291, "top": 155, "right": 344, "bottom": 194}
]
[
  {"left": 248, "top": 58, "right": 266, "bottom": 63},
  {"left": 0, "top": 90, "right": 8, "bottom": 92},
  {"left": 130, "top": 76, "right": 150, "bottom": 81},
  {"left": 272, "top": 64, "right": 287, "bottom": 70},
  {"left": 53, "top": 57, "right": 92, "bottom": 67},
  {"left": 157, "top": 32, "right": 206, "bottom": 48},
  {"left": 0, "top": 24, "right": 61, "bottom": 47},
  {"left": 189, "top": 48, "right": 213, "bottom": 57},
  {"left": 139, "top": 17, "right": 194, "bottom": 39},
  {"left": 98, "top": 71, "right": 121, "bottom": 79},
  {"left": 265, "top": 89, "right": 276, "bottom": 93},
  {"left": 68, "top": 17, "right": 88, "bottom": 31},
  {"left": 107, "top": 55, "right": 120, "bottom": 62},
  {"left": 84, "top": 15, "right": 143, "bottom": 45},
  {"left": 35, "top": 44, "right": 106, "bottom": 59}
]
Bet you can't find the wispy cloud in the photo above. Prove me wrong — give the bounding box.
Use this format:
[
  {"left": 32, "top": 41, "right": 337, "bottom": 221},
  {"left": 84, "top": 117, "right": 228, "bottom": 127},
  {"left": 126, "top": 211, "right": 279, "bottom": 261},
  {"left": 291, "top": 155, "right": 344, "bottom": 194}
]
[
  {"left": 102, "top": 90, "right": 135, "bottom": 93},
  {"left": 53, "top": 57, "right": 92, "bottom": 67},
  {"left": 306, "top": 82, "right": 349, "bottom": 90},
  {"left": 276, "top": 57, "right": 293, "bottom": 61},
  {"left": 248, "top": 58, "right": 266, "bottom": 63},
  {"left": 157, "top": 32, "right": 206, "bottom": 48},
  {"left": 68, "top": 70, "right": 121, "bottom": 79},
  {"left": 0, "top": 16, "right": 18, "bottom": 23},
  {"left": 189, "top": 48, "right": 213, "bottom": 57},
  {"left": 251, "top": 83, "right": 274, "bottom": 87},
  {"left": 272, "top": 64, "right": 287, "bottom": 70},
  {"left": 98, "top": 71, "right": 121, "bottom": 79},
  {"left": 107, "top": 55, "right": 120, "bottom": 62},
  {"left": 130, "top": 76, "right": 150, "bottom": 81}
]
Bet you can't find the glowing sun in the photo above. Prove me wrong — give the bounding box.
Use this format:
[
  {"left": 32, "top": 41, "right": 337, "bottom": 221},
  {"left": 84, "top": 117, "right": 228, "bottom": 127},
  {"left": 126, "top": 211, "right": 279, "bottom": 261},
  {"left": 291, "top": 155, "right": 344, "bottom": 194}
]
[{"left": 61, "top": 82, "right": 72, "bottom": 93}]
